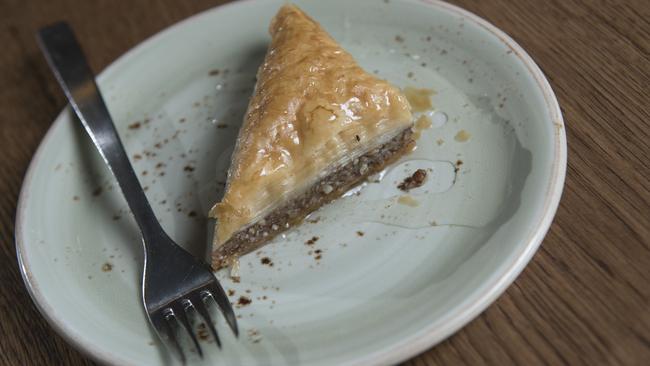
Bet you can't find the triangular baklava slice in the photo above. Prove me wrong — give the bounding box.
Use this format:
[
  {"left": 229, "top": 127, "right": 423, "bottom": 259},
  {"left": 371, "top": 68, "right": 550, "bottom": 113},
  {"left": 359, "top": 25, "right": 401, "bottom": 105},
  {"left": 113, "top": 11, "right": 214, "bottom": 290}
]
[{"left": 210, "top": 5, "right": 413, "bottom": 268}]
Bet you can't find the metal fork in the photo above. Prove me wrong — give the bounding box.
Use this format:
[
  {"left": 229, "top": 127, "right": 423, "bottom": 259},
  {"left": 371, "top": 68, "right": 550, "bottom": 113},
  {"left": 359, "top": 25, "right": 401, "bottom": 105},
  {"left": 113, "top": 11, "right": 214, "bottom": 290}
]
[{"left": 37, "top": 22, "right": 238, "bottom": 363}]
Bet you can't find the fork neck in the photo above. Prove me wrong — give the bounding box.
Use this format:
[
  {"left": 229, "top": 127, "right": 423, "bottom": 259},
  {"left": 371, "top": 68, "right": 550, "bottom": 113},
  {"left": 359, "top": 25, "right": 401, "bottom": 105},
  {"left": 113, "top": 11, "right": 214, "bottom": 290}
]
[{"left": 36, "top": 23, "right": 169, "bottom": 249}]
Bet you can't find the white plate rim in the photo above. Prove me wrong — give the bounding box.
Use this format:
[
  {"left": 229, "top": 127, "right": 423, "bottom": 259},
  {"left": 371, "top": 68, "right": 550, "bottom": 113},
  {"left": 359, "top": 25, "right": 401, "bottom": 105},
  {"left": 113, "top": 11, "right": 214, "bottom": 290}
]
[{"left": 15, "top": 0, "right": 567, "bottom": 365}]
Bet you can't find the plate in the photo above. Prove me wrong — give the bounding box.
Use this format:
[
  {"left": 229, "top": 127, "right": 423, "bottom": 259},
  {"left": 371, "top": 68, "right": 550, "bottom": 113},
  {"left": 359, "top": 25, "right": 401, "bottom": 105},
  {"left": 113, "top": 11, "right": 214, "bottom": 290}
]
[{"left": 16, "top": 0, "right": 566, "bottom": 365}]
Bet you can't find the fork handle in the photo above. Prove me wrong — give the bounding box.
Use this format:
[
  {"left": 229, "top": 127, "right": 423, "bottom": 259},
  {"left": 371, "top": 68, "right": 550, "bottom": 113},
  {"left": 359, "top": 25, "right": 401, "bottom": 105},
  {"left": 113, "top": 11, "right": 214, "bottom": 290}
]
[{"left": 37, "top": 22, "right": 163, "bottom": 242}]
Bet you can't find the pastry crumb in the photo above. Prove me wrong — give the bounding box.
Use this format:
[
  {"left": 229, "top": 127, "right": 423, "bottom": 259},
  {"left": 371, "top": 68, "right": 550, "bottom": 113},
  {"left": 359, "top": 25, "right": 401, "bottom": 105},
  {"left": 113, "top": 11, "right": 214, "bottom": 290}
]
[
  {"left": 230, "top": 259, "right": 241, "bottom": 282},
  {"left": 454, "top": 129, "right": 471, "bottom": 142},
  {"left": 397, "top": 195, "right": 419, "bottom": 207},
  {"left": 415, "top": 115, "right": 432, "bottom": 130},
  {"left": 403, "top": 87, "right": 435, "bottom": 112}
]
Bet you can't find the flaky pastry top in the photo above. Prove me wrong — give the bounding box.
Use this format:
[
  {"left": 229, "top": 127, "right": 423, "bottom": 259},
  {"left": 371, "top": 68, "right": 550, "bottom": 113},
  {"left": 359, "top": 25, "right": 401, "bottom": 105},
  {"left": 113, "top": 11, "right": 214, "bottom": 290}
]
[{"left": 210, "top": 5, "right": 412, "bottom": 245}]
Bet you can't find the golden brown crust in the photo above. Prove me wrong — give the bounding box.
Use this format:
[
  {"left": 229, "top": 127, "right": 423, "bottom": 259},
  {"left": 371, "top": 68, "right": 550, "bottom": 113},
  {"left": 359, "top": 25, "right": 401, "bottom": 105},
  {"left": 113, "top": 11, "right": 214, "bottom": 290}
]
[{"left": 210, "top": 4, "right": 412, "bottom": 246}]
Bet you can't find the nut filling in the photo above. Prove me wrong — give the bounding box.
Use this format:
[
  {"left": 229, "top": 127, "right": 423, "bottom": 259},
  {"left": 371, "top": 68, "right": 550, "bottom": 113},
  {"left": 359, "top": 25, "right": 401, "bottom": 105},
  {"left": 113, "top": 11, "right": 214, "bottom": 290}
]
[{"left": 212, "top": 127, "right": 414, "bottom": 268}]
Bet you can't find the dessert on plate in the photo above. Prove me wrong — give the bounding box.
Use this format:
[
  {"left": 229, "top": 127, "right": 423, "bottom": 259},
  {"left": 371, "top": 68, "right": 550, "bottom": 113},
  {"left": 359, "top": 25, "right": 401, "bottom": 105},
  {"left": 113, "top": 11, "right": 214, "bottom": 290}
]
[{"left": 209, "top": 4, "right": 414, "bottom": 269}]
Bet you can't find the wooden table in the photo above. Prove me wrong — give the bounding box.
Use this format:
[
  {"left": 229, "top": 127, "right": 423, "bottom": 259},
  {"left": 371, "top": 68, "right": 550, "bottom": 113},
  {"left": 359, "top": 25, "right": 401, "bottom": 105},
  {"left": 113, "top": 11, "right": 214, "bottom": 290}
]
[{"left": 1, "top": 0, "right": 648, "bottom": 364}]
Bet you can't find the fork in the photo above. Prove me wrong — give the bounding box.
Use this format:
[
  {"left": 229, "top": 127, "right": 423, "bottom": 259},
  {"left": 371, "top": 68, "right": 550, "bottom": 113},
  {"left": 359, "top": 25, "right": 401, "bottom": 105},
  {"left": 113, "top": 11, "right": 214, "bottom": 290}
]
[{"left": 37, "top": 22, "right": 238, "bottom": 363}]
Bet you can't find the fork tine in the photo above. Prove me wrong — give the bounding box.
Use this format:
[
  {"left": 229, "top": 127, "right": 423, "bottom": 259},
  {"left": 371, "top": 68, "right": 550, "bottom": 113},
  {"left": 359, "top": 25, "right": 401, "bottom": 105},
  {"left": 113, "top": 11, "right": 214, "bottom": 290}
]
[
  {"left": 192, "top": 293, "right": 221, "bottom": 348},
  {"left": 173, "top": 301, "right": 203, "bottom": 358},
  {"left": 160, "top": 309, "right": 186, "bottom": 364},
  {"left": 205, "top": 283, "right": 239, "bottom": 337}
]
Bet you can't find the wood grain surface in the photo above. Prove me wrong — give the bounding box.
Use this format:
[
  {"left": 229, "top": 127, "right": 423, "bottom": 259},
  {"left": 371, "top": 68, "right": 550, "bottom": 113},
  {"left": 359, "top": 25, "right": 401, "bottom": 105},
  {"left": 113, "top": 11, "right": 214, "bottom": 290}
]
[{"left": 1, "top": 0, "right": 648, "bottom": 365}]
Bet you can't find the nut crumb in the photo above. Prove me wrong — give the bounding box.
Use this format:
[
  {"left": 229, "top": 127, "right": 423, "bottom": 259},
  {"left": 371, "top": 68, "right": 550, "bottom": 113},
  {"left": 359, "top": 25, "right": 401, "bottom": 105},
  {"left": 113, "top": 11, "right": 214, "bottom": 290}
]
[
  {"left": 321, "top": 184, "right": 334, "bottom": 194},
  {"left": 260, "top": 257, "right": 274, "bottom": 266},
  {"left": 398, "top": 169, "right": 427, "bottom": 191},
  {"left": 101, "top": 262, "right": 113, "bottom": 272},
  {"left": 237, "top": 296, "right": 252, "bottom": 306},
  {"left": 197, "top": 323, "right": 210, "bottom": 340},
  {"left": 305, "top": 236, "right": 319, "bottom": 245},
  {"left": 454, "top": 159, "right": 464, "bottom": 173},
  {"left": 128, "top": 121, "right": 141, "bottom": 130},
  {"left": 356, "top": 231, "right": 365, "bottom": 237},
  {"left": 248, "top": 328, "right": 262, "bottom": 343},
  {"left": 227, "top": 289, "right": 235, "bottom": 296}
]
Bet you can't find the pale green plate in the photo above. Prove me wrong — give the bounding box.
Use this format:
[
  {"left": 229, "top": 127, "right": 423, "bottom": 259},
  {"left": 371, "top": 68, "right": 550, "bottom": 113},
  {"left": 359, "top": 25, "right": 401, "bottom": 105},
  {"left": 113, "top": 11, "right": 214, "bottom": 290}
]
[{"left": 16, "top": 0, "right": 566, "bottom": 365}]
